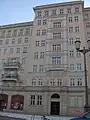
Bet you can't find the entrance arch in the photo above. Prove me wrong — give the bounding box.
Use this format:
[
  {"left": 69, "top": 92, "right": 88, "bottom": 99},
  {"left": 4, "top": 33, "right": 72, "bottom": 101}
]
[
  {"left": 11, "top": 94, "right": 24, "bottom": 110},
  {"left": 0, "top": 94, "right": 8, "bottom": 109},
  {"left": 50, "top": 93, "right": 60, "bottom": 115}
]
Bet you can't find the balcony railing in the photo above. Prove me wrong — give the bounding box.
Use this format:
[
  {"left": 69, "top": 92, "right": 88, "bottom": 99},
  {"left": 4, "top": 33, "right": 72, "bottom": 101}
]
[
  {"left": 1, "top": 73, "right": 19, "bottom": 80},
  {"left": 3, "top": 61, "right": 20, "bottom": 68},
  {"left": 45, "top": 64, "right": 68, "bottom": 71}
]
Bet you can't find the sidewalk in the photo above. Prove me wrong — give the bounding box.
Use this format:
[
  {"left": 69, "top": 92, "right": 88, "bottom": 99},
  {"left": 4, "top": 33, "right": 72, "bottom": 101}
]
[{"left": 0, "top": 111, "right": 73, "bottom": 120}]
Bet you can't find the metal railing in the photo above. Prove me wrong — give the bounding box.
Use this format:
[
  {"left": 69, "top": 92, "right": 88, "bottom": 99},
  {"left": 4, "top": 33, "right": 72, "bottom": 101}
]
[
  {"left": 3, "top": 62, "right": 20, "bottom": 67},
  {"left": 1, "top": 74, "right": 19, "bottom": 79}
]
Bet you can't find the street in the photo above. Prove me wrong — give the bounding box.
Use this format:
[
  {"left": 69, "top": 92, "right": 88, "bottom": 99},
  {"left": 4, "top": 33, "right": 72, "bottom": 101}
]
[{"left": 0, "top": 115, "right": 26, "bottom": 120}]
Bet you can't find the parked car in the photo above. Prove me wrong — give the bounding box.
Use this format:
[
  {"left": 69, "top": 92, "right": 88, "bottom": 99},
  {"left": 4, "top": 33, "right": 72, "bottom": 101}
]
[{"left": 70, "top": 112, "right": 90, "bottom": 120}]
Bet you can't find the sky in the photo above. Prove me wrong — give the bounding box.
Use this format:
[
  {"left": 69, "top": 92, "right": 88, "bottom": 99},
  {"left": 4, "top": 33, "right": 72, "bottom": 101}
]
[{"left": 0, "top": 0, "right": 90, "bottom": 25}]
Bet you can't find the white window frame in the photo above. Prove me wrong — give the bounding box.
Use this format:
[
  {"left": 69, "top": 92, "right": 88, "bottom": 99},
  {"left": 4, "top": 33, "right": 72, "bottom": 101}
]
[
  {"left": 37, "top": 95, "right": 42, "bottom": 105},
  {"left": 30, "top": 95, "right": 35, "bottom": 105}
]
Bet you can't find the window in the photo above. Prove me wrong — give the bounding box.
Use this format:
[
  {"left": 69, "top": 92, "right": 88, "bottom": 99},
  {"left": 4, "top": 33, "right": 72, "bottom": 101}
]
[
  {"left": 38, "top": 78, "right": 43, "bottom": 86},
  {"left": 41, "top": 40, "right": 45, "bottom": 47},
  {"left": 22, "top": 57, "right": 26, "bottom": 64},
  {"left": 10, "top": 48, "right": 14, "bottom": 54},
  {"left": 30, "top": 95, "right": 35, "bottom": 105},
  {"left": 17, "top": 38, "right": 21, "bottom": 44},
  {"left": 85, "top": 14, "right": 89, "bottom": 18},
  {"left": 50, "top": 79, "right": 55, "bottom": 86},
  {"left": 76, "top": 51, "right": 81, "bottom": 57},
  {"left": 0, "top": 40, "right": 3, "bottom": 45},
  {"left": 2, "top": 59, "right": 5, "bottom": 64},
  {"left": 44, "top": 11, "right": 49, "bottom": 17},
  {"left": 75, "top": 16, "right": 79, "bottom": 22},
  {"left": 16, "top": 48, "right": 20, "bottom": 53},
  {"left": 75, "top": 26, "right": 79, "bottom": 32},
  {"left": 59, "top": 9, "right": 63, "bottom": 14},
  {"left": 69, "top": 27, "right": 73, "bottom": 33},
  {"left": 0, "top": 30, "right": 5, "bottom": 38},
  {"left": 36, "top": 30, "right": 40, "bottom": 36},
  {"left": 32, "top": 78, "right": 36, "bottom": 86},
  {"left": 37, "top": 20, "right": 41, "bottom": 25},
  {"left": 87, "top": 32, "right": 90, "bottom": 38},
  {"left": 23, "top": 47, "right": 28, "bottom": 53},
  {"left": 37, "top": 95, "right": 42, "bottom": 105},
  {"left": 33, "top": 65, "right": 37, "bottom": 72},
  {"left": 53, "top": 22, "right": 61, "bottom": 28},
  {"left": 75, "top": 7, "right": 79, "bottom": 13},
  {"left": 52, "top": 57, "right": 61, "bottom": 64},
  {"left": 34, "top": 52, "right": 38, "bottom": 59},
  {"left": 40, "top": 52, "right": 44, "bottom": 59},
  {"left": 25, "top": 28, "right": 30, "bottom": 36},
  {"left": 69, "top": 38, "right": 73, "bottom": 44},
  {"left": 77, "top": 63, "right": 81, "bottom": 71},
  {"left": 70, "top": 50, "right": 74, "bottom": 57},
  {"left": 43, "top": 19, "right": 47, "bottom": 25},
  {"left": 5, "top": 39, "right": 9, "bottom": 45},
  {"left": 6, "top": 30, "right": 11, "bottom": 38},
  {"left": 77, "top": 78, "right": 82, "bottom": 86},
  {"left": 39, "top": 65, "right": 44, "bottom": 72},
  {"left": 37, "top": 11, "right": 42, "bottom": 17},
  {"left": 52, "top": 9, "right": 57, "bottom": 16},
  {"left": 36, "top": 41, "right": 40, "bottom": 47},
  {"left": 16, "top": 57, "right": 20, "bottom": 62},
  {"left": 57, "top": 78, "right": 62, "bottom": 86},
  {"left": 52, "top": 44, "right": 61, "bottom": 51},
  {"left": 69, "top": 17, "right": 72, "bottom": 23},
  {"left": 42, "top": 29, "right": 46, "bottom": 36},
  {"left": 86, "top": 22, "right": 90, "bottom": 28},
  {"left": 12, "top": 29, "right": 17, "bottom": 37},
  {"left": 12, "top": 39, "right": 15, "bottom": 44},
  {"left": 70, "top": 78, "right": 75, "bottom": 86},
  {"left": 53, "top": 33, "right": 61, "bottom": 39},
  {"left": 67, "top": 8, "right": 71, "bottom": 14},
  {"left": 4, "top": 48, "right": 7, "bottom": 54},
  {"left": 70, "top": 64, "right": 74, "bottom": 71},
  {"left": 24, "top": 37, "right": 28, "bottom": 43},
  {"left": 18, "top": 29, "right": 23, "bottom": 36}
]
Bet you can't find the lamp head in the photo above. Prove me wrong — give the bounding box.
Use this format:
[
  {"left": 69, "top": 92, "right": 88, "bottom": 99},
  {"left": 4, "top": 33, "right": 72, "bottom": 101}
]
[
  {"left": 87, "top": 40, "right": 90, "bottom": 49},
  {"left": 75, "top": 40, "right": 81, "bottom": 51}
]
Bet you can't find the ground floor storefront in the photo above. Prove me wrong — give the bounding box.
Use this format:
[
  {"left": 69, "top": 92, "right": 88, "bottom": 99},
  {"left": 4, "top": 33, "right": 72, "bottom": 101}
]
[{"left": 0, "top": 86, "right": 88, "bottom": 116}]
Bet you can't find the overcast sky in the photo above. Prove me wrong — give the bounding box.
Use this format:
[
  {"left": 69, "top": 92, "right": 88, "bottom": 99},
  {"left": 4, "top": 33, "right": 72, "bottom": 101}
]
[{"left": 0, "top": 0, "right": 89, "bottom": 25}]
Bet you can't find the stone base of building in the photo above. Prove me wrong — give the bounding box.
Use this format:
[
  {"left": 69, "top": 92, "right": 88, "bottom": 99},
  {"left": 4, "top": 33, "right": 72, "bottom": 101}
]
[{"left": 0, "top": 86, "right": 87, "bottom": 116}]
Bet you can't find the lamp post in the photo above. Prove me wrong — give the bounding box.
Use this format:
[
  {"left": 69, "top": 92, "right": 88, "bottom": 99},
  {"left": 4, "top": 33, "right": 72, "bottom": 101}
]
[
  {"left": 75, "top": 40, "right": 90, "bottom": 112},
  {"left": 0, "top": 87, "right": 3, "bottom": 111}
]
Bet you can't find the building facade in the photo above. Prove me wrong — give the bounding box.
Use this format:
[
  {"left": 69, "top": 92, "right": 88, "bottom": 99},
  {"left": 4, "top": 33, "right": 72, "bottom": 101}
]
[{"left": 0, "top": 0, "right": 90, "bottom": 116}]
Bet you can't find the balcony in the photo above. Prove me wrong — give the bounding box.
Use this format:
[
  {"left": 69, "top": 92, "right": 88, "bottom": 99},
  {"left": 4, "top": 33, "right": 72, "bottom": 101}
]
[
  {"left": 45, "top": 64, "right": 68, "bottom": 72},
  {"left": 1, "top": 73, "right": 19, "bottom": 82},
  {"left": 3, "top": 61, "right": 20, "bottom": 69}
]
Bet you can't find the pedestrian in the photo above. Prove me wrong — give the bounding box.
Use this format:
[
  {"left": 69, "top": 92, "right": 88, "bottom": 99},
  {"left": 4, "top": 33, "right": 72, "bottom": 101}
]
[{"left": 41, "top": 116, "right": 49, "bottom": 120}]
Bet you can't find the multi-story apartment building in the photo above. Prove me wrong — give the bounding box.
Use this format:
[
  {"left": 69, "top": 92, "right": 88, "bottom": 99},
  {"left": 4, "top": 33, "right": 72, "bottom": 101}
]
[{"left": 0, "top": 0, "right": 90, "bottom": 116}]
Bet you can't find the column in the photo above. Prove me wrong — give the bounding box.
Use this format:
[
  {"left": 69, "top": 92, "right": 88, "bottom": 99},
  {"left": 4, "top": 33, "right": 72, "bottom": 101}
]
[{"left": 7, "top": 95, "right": 11, "bottom": 110}]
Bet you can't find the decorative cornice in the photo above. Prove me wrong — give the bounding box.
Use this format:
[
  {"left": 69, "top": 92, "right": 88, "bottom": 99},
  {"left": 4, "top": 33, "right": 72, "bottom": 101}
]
[
  {"left": 33, "top": 1, "right": 84, "bottom": 11},
  {"left": 84, "top": 7, "right": 90, "bottom": 11},
  {"left": 0, "top": 21, "right": 33, "bottom": 29},
  {"left": 0, "top": 86, "right": 85, "bottom": 92}
]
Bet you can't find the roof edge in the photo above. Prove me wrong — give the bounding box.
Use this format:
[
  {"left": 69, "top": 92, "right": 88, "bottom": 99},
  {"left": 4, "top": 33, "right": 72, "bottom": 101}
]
[
  {"left": 33, "top": 1, "right": 84, "bottom": 11},
  {"left": 0, "top": 21, "right": 33, "bottom": 29}
]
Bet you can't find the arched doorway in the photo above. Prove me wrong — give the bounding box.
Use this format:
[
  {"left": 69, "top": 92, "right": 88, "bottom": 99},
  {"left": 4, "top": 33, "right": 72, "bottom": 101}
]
[
  {"left": 0, "top": 94, "right": 8, "bottom": 109},
  {"left": 11, "top": 95, "right": 24, "bottom": 110},
  {"left": 50, "top": 93, "right": 60, "bottom": 115}
]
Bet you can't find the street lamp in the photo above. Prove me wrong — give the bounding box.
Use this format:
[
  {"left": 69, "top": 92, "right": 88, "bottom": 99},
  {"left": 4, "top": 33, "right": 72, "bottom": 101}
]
[
  {"left": 0, "top": 87, "right": 3, "bottom": 111},
  {"left": 75, "top": 40, "right": 90, "bottom": 112}
]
